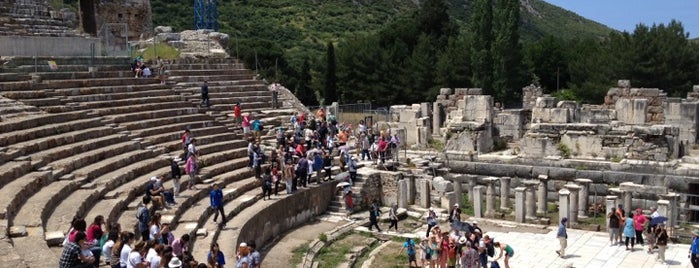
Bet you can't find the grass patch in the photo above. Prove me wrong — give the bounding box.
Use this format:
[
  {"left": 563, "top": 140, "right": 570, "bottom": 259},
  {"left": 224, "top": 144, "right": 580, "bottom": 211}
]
[
  {"left": 135, "top": 43, "right": 181, "bottom": 61},
  {"left": 317, "top": 243, "right": 351, "bottom": 268},
  {"left": 290, "top": 243, "right": 310, "bottom": 266},
  {"left": 355, "top": 240, "right": 381, "bottom": 267},
  {"left": 368, "top": 241, "right": 409, "bottom": 268}
]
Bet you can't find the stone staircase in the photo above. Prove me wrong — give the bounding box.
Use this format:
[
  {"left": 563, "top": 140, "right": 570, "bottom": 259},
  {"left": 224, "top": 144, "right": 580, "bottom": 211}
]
[
  {"left": 0, "top": 0, "right": 82, "bottom": 37},
  {"left": 0, "top": 57, "right": 300, "bottom": 267}
]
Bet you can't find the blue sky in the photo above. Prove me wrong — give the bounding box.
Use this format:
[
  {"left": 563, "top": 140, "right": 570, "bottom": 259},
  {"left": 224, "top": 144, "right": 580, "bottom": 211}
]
[{"left": 543, "top": 0, "right": 699, "bottom": 38}]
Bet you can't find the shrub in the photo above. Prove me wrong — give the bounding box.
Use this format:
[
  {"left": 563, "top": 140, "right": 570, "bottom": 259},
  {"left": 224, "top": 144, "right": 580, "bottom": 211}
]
[{"left": 557, "top": 143, "right": 571, "bottom": 158}]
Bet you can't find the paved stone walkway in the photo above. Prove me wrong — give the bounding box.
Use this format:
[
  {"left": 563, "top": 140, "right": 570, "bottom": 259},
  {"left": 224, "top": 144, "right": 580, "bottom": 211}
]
[{"left": 468, "top": 228, "right": 692, "bottom": 268}]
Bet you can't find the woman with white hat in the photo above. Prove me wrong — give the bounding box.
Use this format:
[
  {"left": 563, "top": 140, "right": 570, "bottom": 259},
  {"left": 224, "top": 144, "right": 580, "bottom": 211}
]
[{"left": 236, "top": 242, "right": 250, "bottom": 268}]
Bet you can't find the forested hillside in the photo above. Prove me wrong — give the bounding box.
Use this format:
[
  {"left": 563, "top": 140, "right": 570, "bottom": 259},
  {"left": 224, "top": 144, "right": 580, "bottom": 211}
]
[{"left": 147, "top": 0, "right": 698, "bottom": 107}]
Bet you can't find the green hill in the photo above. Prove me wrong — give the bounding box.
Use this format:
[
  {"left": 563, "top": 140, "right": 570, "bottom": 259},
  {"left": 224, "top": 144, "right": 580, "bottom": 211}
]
[{"left": 151, "top": 0, "right": 614, "bottom": 66}]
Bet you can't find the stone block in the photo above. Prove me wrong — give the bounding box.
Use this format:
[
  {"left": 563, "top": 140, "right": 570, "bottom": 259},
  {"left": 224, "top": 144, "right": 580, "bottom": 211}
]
[
  {"left": 535, "top": 96, "right": 557, "bottom": 108},
  {"left": 468, "top": 88, "right": 483, "bottom": 95},
  {"left": 440, "top": 88, "right": 453, "bottom": 95},
  {"left": 196, "top": 228, "right": 208, "bottom": 237},
  {"left": 455, "top": 88, "right": 469, "bottom": 96},
  {"left": 9, "top": 226, "right": 26, "bottom": 237},
  {"left": 617, "top": 80, "right": 631, "bottom": 88},
  {"left": 432, "top": 177, "right": 453, "bottom": 193},
  {"left": 45, "top": 231, "right": 65, "bottom": 246}
]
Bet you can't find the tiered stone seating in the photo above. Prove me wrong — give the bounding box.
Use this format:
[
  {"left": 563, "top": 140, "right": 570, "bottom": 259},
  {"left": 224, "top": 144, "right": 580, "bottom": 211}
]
[
  {"left": 0, "top": 1, "right": 81, "bottom": 37},
  {"left": 0, "top": 56, "right": 299, "bottom": 267}
]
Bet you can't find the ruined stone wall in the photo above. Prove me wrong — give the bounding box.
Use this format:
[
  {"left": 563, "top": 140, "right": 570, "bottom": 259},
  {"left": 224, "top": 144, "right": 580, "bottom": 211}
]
[
  {"left": 604, "top": 80, "right": 666, "bottom": 124},
  {"left": 95, "top": 0, "right": 152, "bottom": 42},
  {"left": 522, "top": 84, "right": 543, "bottom": 110}
]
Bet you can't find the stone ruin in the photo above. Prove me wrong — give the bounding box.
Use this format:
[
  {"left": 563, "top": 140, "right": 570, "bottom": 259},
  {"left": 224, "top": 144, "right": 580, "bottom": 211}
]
[
  {"left": 135, "top": 26, "right": 230, "bottom": 59},
  {"left": 386, "top": 80, "right": 699, "bottom": 162}
]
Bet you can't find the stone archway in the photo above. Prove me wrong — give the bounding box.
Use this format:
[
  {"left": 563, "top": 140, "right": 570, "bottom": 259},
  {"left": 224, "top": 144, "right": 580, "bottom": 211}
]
[{"left": 79, "top": 0, "right": 97, "bottom": 35}]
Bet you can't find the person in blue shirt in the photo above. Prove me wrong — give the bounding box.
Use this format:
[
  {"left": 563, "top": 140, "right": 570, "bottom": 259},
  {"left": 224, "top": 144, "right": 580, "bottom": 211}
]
[
  {"left": 690, "top": 230, "right": 699, "bottom": 267},
  {"left": 210, "top": 183, "right": 225, "bottom": 228},
  {"left": 207, "top": 242, "right": 226, "bottom": 268},
  {"left": 398, "top": 237, "right": 418, "bottom": 267},
  {"left": 556, "top": 217, "right": 568, "bottom": 258}
]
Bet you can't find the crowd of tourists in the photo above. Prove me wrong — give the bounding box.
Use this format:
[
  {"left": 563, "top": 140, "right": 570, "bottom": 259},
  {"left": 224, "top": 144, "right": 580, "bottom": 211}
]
[{"left": 397, "top": 205, "right": 514, "bottom": 268}]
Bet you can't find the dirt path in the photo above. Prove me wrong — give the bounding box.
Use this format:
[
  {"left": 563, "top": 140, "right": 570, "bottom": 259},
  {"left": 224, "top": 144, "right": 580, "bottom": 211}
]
[{"left": 261, "top": 219, "right": 345, "bottom": 267}]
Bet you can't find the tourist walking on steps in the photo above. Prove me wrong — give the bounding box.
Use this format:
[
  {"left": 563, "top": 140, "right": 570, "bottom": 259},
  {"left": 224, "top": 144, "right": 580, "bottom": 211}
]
[
  {"left": 201, "top": 80, "right": 210, "bottom": 108},
  {"left": 624, "top": 211, "right": 636, "bottom": 251},
  {"left": 425, "top": 207, "right": 438, "bottom": 238},
  {"left": 388, "top": 203, "right": 399, "bottom": 232},
  {"left": 233, "top": 102, "right": 242, "bottom": 125},
  {"left": 185, "top": 153, "right": 198, "bottom": 190},
  {"left": 556, "top": 217, "right": 568, "bottom": 258},
  {"left": 171, "top": 158, "right": 181, "bottom": 196},
  {"left": 398, "top": 237, "right": 418, "bottom": 268},
  {"left": 494, "top": 241, "right": 514, "bottom": 268},
  {"left": 368, "top": 204, "right": 382, "bottom": 232},
  {"left": 262, "top": 167, "right": 273, "bottom": 200},
  {"left": 608, "top": 207, "right": 621, "bottom": 245},
  {"left": 691, "top": 229, "right": 699, "bottom": 268},
  {"left": 210, "top": 183, "right": 226, "bottom": 228},
  {"left": 634, "top": 207, "right": 647, "bottom": 245},
  {"left": 655, "top": 223, "right": 669, "bottom": 264}
]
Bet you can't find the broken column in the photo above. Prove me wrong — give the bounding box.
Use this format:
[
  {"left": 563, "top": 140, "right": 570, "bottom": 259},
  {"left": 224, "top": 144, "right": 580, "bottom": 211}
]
[
  {"left": 473, "top": 185, "right": 485, "bottom": 218},
  {"left": 407, "top": 175, "right": 416, "bottom": 205},
  {"left": 574, "top": 178, "right": 592, "bottom": 218},
  {"left": 656, "top": 199, "right": 671, "bottom": 236},
  {"left": 499, "top": 177, "right": 511, "bottom": 210},
  {"left": 419, "top": 179, "right": 431, "bottom": 208},
  {"left": 523, "top": 180, "right": 539, "bottom": 220},
  {"left": 564, "top": 184, "right": 581, "bottom": 224},
  {"left": 467, "top": 175, "right": 478, "bottom": 202},
  {"left": 659, "top": 193, "right": 680, "bottom": 228},
  {"left": 452, "top": 176, "right": 463, "bottom": 208},
  {"left": 605, "top": 196, "right": 617, "bottom": 218},
  {"left": 536, "top": 175, "right": 548, "bottom": 215},
  {"left": 484, "top": 177, "right": 499, "bottom": 217},
  {"left": 398, "top": 179, "right": 408, "bottom": 209},
  {"left": 558, "top": 189, "right": 570, "bottom": 225},
  {"left": 515, "top": 187, "right": 526, "bottom": 223},
  {"left": 432, "top": 102, "right": 441, "bottom": 136}
]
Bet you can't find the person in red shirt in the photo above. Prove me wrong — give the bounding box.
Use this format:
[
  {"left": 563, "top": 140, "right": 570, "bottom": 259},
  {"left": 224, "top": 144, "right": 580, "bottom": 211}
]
[
  {"left": 378, "top": 137, "right": 388, "bottom": 164},
  {"left": 233, "top": 102, "right": 242, "bottom": 125}
]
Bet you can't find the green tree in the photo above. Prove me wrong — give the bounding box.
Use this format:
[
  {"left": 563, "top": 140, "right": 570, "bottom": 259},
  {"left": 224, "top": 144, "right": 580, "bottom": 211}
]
[
  {"left": 295, "top": 58, "right": 317, "bottom": 106},
  {"left": 323, "top": 42, "right": 339, "bottom": 104},
  {"left": 470, "top": 0, "right": 494, "bottom": 95},
  {"left": 525, "top": 35, "right": 569, "bottom": 93},
  {"left": 436, "top": 35, "right": 472, "bottom": 89},
  {"left": 403, "top": 34, "right": 437, "bottom": 103},
  {"left": 491, "top": 0, "right": 528, "bottom": 106}
]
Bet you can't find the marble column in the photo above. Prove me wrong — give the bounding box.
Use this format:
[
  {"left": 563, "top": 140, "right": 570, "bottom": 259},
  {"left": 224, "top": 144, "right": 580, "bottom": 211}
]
[
  {"left": 536, "top": 175, "right": 548, "bottom": 215},
  {"left": 657, "top": 199, "right": 671, "bottom": 237},
  {"left": 515, "top": 187, "right": 526, "bottom": 223},
  {"left": 558, "top": 189, "right": 571, "bottom": 226},
  {"left": 473, "top": 185, "right": 485, "bottom": 218},
  {"left": 419, "top": 179, "right": 431, "bottom": 208},
  {"left": 484, "top": 177, "right": 499, "bottom": 217},
  {"left": 467, "top": 175, "right": 478, "bottom": 202},
  {"left": 499, "top": 177, "right": 511, "bottom": 210},
  {"left": 523, "top": 180, "right": 539, "bottom": 220},
  {"left": 575, "top": 178, "right": 592, "bottom": 218},
  {"left": 398, "top": 179, "right": 408, "bottom": 209},
  {"left": 660, "top": 193, "right": 680, "bottom": 228},
  {"left": 407, "top": 175, "right": 416, "bottom": 205},
  {"left": 452, "top": 176, "right": 463, "bottom": 208},
  {"left": 432, "top": 102, "right": 441, "bottom": 136},
  {"left": 623, "top": 190, "right": 633, "bottom": 212},
  {"left": 564, "top": 184, "right": 581, "bottom": 224}
]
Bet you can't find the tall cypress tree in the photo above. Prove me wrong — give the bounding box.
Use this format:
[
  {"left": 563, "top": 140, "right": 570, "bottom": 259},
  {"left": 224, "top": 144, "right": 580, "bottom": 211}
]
[
  {"left": 470, "top": 0, "right": 494, "bottom": 95},
  {"left": 492, "top": 0, "right": 527, "bottom": 106},
  {"left": 295, "top": 58, "right": 317, "bottom": 106},
  {"left": 323, "top": 42, "right": 338, "bottom": 104}
]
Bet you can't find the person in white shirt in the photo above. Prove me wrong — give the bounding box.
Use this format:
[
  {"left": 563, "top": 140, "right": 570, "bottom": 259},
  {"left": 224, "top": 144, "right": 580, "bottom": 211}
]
[
  {"left": 126, "top": 241, "right": 149, "bottom": 268},
  {"left": 102, "top": 230, "right": 118, "bottom": 266}
]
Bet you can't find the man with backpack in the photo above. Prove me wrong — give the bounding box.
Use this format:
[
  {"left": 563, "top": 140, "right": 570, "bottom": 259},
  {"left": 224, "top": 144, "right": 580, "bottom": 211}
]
[
  {"left": 398, "top": 237, "right": 418, "bottom": 268},
  {"left": 136, "top": 196, "right": 150, "bottom": 241}
]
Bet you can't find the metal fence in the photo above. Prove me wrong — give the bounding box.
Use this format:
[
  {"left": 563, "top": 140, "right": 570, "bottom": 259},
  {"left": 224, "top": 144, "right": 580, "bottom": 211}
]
[{"left": 679, "top": 193, "right": 699, "bottom": 226}]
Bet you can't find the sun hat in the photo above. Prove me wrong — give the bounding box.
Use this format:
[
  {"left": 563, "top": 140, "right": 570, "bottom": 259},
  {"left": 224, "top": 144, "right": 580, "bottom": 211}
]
[
  {"left": 168, "top": 256, "right": 182, "bottom": 268},
  {"left": 429, "top": 207, "right": 434, "bottom": 211},
  {"left": 454, "top": 204, "right": 459, "bottom": 207},
  {"left": 240, "top": 242, "right": 248, "bottom": 247},
  {"left": 458, "top": 236, "right": 468, "bottom": 245},
  {"left": 692, "top": 230, "right": 699, "bottom": 237},
  {"left": 472, "top": 221, "right": 478, "bottom": 225}
]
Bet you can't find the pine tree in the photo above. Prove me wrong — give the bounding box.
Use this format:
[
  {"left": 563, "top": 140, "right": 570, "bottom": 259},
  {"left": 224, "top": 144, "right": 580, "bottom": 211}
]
[
  {"left": 295, "top": 58, "right": 317, "bottom": 106},
  {"left": 470, "top": 0, "right": 494, "bottom": 95},
  {"left": 492, "top": 0, "right": 527, "bottom": 106},
  {"left": 323, "top": 42, "right": 338, "bottom": 104}
]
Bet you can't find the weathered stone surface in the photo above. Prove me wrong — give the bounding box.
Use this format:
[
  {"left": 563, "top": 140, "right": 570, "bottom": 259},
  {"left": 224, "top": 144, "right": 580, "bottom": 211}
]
[
  {"left": 432, "top": 177, "right": 453, "bottom": 193},
  {"left": 9, "top": 226, "right": 26, "bottom": 237}
]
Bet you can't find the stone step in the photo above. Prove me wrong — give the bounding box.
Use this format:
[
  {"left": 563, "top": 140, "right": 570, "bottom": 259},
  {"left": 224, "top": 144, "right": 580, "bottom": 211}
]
[
  {"left": 11, "top": 235, "right": 57, "bottom": 268},
  {"left": 175, "top": 79, "right": 263, "bottom": 89},
  {"left": 7, "top": 126, "right": 116, "bottom": 158},
  {"left": 53, "top": 83, "right": 169, "bottom": 97},
  {"left": 71, "top": 148, "right": 159, "bottom": 181},
  {"left": 17, "top": 97, "right": 62, "bottom": 106},
  {"left": 49, "top": 140, "right": 141, "bottom": 178},
  {"left": 63, "top": 88, "right": 175, "bottom": 102},
  {"left": 120, "top": 113, "right": 211, "bottom": 131},
  {"left": 0, "top": 160, "right": 32, "bottom": 192},
  {"left": 85, "top": 165, "right": 172, "bottom": 225},
  {"left": 167, "top": 63, "right": 245, "bottom": 71},
  {"left": 77, "top": 95, "right": 186, "bottom": 110},
  {"left": 106, "top": 107, "right": 200, "bottom": 124},
  {"left": 0, "top": 110, "right": 89, "bottom": 138},
  {"left": 202, "top": 96, "right": 272, "bottom": 106},
  {"left": 29, "top": 132, "right": 129, "bottom": 166},
  {"left": 196, "top": 101, "right": 271, "bottom": 113},
  {"left": 0, "top": 118, "right": 101, "bottom": 146},
  {"left": 197, "top": 154, "right": 249, "bottom": 180},
  {"left": 0, "top": 76, "right": 160, "bottom": 91},
  {"left": 195, "top": 140, "right": 248, "bottom": 158},
  {"left": 34, "top": 70, "right": 135, "bottom": 81},
  {"left": 130, "top": 120, "right": 217, "bottom": 138},
  {"left": 170, "top": 74, "right": 255, "bottom": 83},
  {"left": 0, "top": 171, "right": 52, "bottom": 220},
  {"left": 146, "top": 126, "right": 232, "bottom": 151},
  {"left": 90, "top": 101, "right": 196, "bottom": 116},
  {"left": 205, "top": 90, "right": 272, "bottom": 99},
  {"left": 166, "top": 68, "right": 253, "bottom": 77},
  {"left": 2, "top": 56, "right": 129, "bottom": 68},
  {"left": 11, "top": 179, "right": 77, "bottom": 227},
  {"left": 177, "top": 83, "right": 267, "bottom": 93}
]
